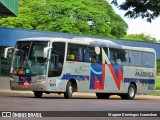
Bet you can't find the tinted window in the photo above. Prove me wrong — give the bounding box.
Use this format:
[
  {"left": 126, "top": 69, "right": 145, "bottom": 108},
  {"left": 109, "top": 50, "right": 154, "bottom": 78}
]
[
  {"left": 129, "top": 51, "right": 143, "bottom": 67},
  {"left": 109, "top": 48, "right": 155, "bottom": 68},
  {"left": 142, "top": 52, "right": 155, "bottom": 68},
  {"left": 103, "top": 47, "right": 108, "bottom": 56},
  {"left": 67, "top": 43, "right": 85, "bottom": 62},
  {"left": 109, "top": 48, "right": 129, "bottom": 65},
  {"left": 88, "top": 47, "right": 102, "bottom": 63},
  {"left": 67, "top": 43, "right": 102, "bottom": 63}
]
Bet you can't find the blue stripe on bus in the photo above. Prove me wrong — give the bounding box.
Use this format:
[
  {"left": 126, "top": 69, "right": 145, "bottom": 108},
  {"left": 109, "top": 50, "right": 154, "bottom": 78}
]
[
  {"left": 124, "top": 78, "right": 155, "bottom": 84},
  {"left": 61, "top": 75, "right": 155, "bottom": 85},
  {"left": 61, "top": 74, "right": 89, "bottom": 81}
]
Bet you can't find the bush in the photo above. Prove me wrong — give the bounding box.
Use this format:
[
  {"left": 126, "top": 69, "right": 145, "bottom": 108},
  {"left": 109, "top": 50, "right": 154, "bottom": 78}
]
[{"left": 157, "top": 60, "right": 160, "bottom": 75}]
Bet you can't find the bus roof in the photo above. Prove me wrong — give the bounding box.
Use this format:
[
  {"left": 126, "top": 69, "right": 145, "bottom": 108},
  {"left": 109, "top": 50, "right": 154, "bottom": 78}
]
[
  {"left": 18, "top": 37, "right": 155, "bottom": 53},
  {"left": 73, "top": 37, "right": 116, "bottom": 44},
  {"left": 18, "top": 37, "right": 71, "bottom": 42},
  {"left": 122, "top": 45, "right": 155, "bottom": 53},
  {"left": 73, "top": 37, "right": 155, "bottom": 53},
  {"left": 18, "top": 37, "right": 116, "bottom": 44}
]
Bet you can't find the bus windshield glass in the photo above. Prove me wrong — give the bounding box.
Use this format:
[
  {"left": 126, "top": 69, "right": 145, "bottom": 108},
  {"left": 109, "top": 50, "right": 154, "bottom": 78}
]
[{"left": 13, "top": 41, "right": 48, "bottom": 75}]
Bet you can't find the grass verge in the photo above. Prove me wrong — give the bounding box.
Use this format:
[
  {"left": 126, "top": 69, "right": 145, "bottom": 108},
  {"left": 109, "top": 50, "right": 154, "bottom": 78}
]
[{"left": 156, "top": 78, "right": 160, "bottom": 90}]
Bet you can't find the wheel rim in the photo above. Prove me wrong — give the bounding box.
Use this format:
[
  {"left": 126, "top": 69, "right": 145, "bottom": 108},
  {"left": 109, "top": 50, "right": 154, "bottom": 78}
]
[
  {"left": 129, "top": 87, "right": 134, "bottom": 98},
  {"left": 69, "top": 85, "right": 72, "bottom": 95}
]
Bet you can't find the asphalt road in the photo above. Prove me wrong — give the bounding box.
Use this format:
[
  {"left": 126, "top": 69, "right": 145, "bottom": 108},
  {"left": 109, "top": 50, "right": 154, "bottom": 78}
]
[
  {"left": 0, "top": 77, "right": 10, "bottom": 89},
  {"left": 0, "top": 76, "right": 160, "bottom": 111},
  {"left": 0, "top": 77, "right": 160, "bottom": 119},
  {"left": 0, "top": 93, "right": 160, "bottom": 120},
  {"left": 0, "top": 93, "right": 160, "bottom": 111}
]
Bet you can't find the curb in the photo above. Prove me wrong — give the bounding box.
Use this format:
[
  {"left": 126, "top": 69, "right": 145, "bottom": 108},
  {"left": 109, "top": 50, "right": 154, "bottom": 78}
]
[{"left": 155, "top": 90, "right": 160, "bottom": 94}]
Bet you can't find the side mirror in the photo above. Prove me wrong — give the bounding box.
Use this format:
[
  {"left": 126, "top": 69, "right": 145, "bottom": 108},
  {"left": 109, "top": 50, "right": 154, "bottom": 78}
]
[
  {"left": 3, "top": 47, "right": 14, "bottom": 58},
  {"left": 43, "top": 47, "right": 52, "bottom": 58}
]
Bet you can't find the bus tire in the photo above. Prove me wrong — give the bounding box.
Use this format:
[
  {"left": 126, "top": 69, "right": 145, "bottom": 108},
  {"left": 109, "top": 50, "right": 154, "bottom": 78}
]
[
  {"left": 121, "top": 84, "right": 136, "bottom": 100},
  {"left": 34, "top": 91, "right": 43, "bottom": 98},
  {"left": 64, "top": 81, "right": 73, "bottom": 99},
  {"left": 96, "top": 93, "right": 110, "bottom": 99}
]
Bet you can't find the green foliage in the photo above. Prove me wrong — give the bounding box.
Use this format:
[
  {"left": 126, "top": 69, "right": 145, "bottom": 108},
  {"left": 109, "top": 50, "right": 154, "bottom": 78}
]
[
  {"left": 122, "top": 33, "right": 158, "bottom": 43},
  {"left": 0, "top": 0, "right": 128, "bottom": 38},
  {"left": 156, "top": 78, "right": 160, "bottom": 90},
  {"left": 157, "top": 60, "right": 160, "bottom": 75},
  {"left": 111, "top": 0, "right": 160, "bottom": 22}
]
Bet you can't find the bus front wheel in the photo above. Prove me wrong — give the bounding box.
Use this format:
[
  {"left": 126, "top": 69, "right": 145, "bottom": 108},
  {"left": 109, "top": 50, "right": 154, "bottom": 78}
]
[
  {"left": 64, "top": 81, "right": 73, "bottom": 99},
  {"left": 121, "top": 84, "right": 136, "bottom": 100},
  {"left": 34, "top": 91, "right": 43, "bottom": 98}
]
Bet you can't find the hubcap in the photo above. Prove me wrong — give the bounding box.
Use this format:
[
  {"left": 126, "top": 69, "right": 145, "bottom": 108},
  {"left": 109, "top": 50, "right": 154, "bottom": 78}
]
[
  {"left": 129, "top": 87, "right": 134, "bottom": 97},
  {"left": 69, "top": 85, "right": 72, "bottom": 95}
]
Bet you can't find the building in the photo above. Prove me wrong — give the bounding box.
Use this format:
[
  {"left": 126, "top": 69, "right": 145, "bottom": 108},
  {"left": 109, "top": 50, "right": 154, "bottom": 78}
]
[{"left": 0, "top": 27, "right": 160, "bottom": 76}]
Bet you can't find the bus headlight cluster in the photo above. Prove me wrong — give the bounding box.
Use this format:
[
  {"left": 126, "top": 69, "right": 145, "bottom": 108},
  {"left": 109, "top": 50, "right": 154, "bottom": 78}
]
[{"left": 36, "top": 75, "right": 46, "bottom": 81}]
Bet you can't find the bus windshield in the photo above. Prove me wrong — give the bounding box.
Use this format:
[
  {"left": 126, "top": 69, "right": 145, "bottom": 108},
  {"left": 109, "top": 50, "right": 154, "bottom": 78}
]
[{"left": 13, "top": 41, "right": 48, "bottom": 75}]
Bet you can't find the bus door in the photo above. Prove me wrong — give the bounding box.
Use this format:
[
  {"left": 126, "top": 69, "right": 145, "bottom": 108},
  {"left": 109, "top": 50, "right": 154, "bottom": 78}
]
[{"left": 47, "top": 42, "right": 66, "bottom": 90}]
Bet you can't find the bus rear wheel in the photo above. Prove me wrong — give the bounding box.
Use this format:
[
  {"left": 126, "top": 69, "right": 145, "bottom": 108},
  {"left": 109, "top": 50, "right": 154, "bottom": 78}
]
[
  {"left": 64, "top": 81, "right": 73, "bottom": 99},
  {"left": 121, "top": 84, "right": 136, "bottom": 100},
  {"left": 96, "top": 93, "right": 110, "bottom": 99},
  {"left": 34, "top": 91, "right": 43, "bottom": 98}
]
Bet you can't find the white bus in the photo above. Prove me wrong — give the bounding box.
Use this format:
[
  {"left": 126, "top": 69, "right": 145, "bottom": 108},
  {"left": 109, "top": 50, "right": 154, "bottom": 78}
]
[{"left": 4, "top": 37, "right": 156, "bottom": 99}]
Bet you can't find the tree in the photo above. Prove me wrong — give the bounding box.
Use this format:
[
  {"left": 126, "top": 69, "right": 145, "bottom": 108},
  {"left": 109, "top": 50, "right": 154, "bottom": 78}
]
[
  {"left": 122, "top": 33, "right": 157, "bottom": 43},
  {"left": 111, "top": 0, "right": 160, "bottom": 22},
  {"left": 0, "top": 0, "right": 128, "bottom": 38}
]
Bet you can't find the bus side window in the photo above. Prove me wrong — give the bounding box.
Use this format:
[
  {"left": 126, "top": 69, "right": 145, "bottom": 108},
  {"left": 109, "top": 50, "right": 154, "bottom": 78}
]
[
  {"left": 109, "top": 49, "right": 116, "bottom": 65},
  {"left": 130, "top": 51, "right": 143, "bottom": 67},
  {"left": 88, "top": 46, "right": 102, "bottom": 63},
  {"left": 116, "top": 50, "right": 129, "bottom": 65},
  {"left": 67, "top": 44, "right": 77, "bottom": 61},
  {"left": 84, "top": 48, "right": 90, "bottom": 62},
  {"left": 79, "top": 47, "right": 83, "bottom": 62},
  {"left": 109, "top": 48, "right": 129, "bottom": 65},
  {"left": 67, "top": 43, "right": 85, "bottom": 62},
  {"left": 67, "top": 52, "right": 75, "bottom": 61},
  {"left": 142, "top": 52, "right": 155, "bottom": 68},
  {"left": 103, "top": 48, "right": 108, "bottom": 56}
]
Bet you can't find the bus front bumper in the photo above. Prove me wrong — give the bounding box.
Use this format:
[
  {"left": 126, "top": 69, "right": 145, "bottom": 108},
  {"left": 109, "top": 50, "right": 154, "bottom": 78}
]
[{"left": 10, "top": 80, "right": 47, "bottom": 91}]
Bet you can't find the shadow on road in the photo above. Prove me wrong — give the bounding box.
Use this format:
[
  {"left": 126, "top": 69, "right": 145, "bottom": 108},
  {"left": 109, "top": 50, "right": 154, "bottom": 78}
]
[{"left": 4, "top": 93, "right": 150, "bottom": 101}]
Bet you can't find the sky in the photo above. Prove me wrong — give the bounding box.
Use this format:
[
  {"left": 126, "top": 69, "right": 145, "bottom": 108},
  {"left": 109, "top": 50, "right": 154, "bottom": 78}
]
[{"left": 112, "top": 2, "right": 160, "bottom": 40}]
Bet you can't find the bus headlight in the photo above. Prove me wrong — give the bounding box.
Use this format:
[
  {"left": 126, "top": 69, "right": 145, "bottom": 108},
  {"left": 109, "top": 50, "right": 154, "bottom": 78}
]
[{"left": 36, "top": 75, "right": 46, "bottom": 81}]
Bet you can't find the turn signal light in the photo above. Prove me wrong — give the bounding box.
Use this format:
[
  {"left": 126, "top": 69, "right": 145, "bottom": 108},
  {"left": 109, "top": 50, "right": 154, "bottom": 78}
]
[{"left": 13, "top": 69, "right": 25, "bottom": 75}]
